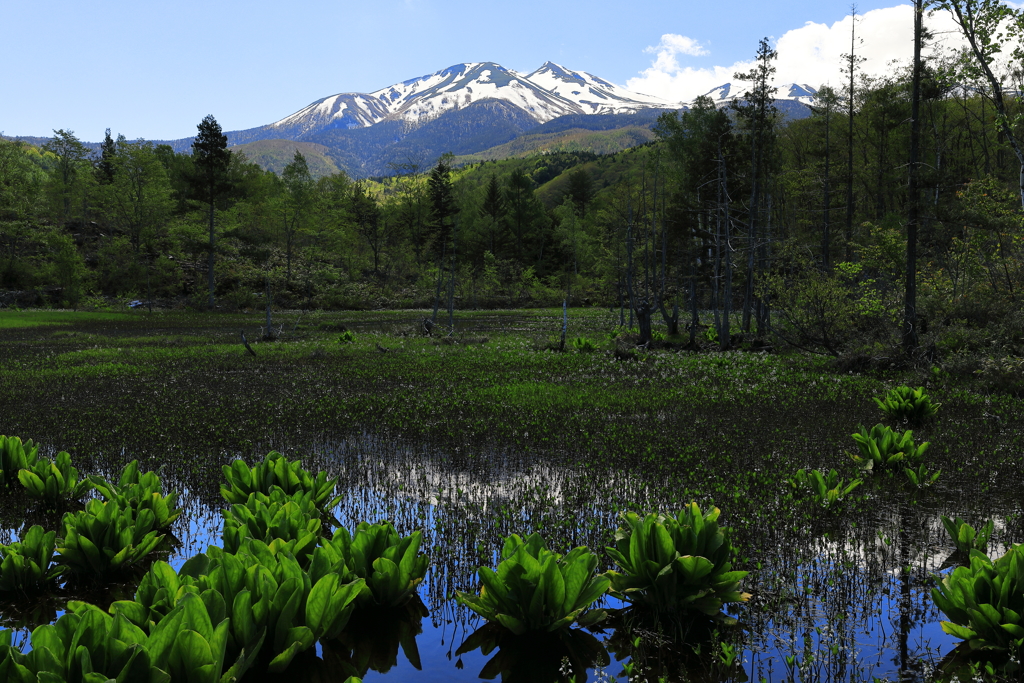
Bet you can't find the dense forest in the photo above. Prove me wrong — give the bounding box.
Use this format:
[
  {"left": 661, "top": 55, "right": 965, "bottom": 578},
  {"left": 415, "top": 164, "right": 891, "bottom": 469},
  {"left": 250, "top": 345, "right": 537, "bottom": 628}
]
[{"left": 1, "top": 4, "right": 1022, "bottom": 379}]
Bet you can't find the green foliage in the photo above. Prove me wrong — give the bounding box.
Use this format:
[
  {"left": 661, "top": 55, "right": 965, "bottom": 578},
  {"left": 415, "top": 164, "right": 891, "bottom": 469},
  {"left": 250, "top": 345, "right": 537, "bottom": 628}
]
[
  {"left": 455, "top": 532, "right": 609, "bottom": 635},
  {"left": 605, "top": 504, "right": 750, "bottom": 618},
  {"left": 324, "top": 521, "right": 429, "bottom": 608},
  {"left": 0, "top": 435, "right": 39, "bottom": 487},
  {"left": 875, "top": 385, "right": 940, "bottom": 424},
  {"left": 0, "top": 601, "right": 169, "bottom": 683},
  {"left": 221, "top": 489, "right": 322, "bottom": 566},
  {"left": 903, "top": 463, "right": 941, "bottom": 489},
  {"left": 942, "top": 516, "right": 995, "bottom": 556},
  {"left": 850, "top": 423, "right": 929, "bottom": 471},
  {"left": 0, "top": 525, "right": 62, "bottom": 594},
  {"left": 183, "top": 540, "right": 364, "bottom": 672},
  {"left": 89, "top": 460, "right": 181, "bottom": 531},
  {"left": 932, "top": 544, "right": 1024, "bottom": 657},
  {"left": 55, "top": 498, "right": 165, "bottom": 582},
  {"left": 221, "top": 451, "right": 342, "bottom": 523},
  {"left": 570, "top": 336, "right": 597, "bottom": 353},
  {"left": 17, "top": 450, "right": 91, "bottom": 508},
  {"left": 339, "top": 330, "right": 355, "bottom": 343},
  {"left": 788, "top": 468, "right": 861, "bottom": 508}
]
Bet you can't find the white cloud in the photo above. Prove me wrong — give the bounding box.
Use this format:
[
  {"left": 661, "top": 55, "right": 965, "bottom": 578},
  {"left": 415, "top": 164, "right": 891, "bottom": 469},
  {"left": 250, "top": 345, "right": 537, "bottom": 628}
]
[{"left": 627, "top": 4, "right": 972, "bottom": 103}]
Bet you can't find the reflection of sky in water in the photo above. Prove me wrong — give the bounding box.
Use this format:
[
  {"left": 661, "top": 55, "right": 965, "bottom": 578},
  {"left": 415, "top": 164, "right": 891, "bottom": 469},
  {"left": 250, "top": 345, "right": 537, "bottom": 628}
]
[
  {"left": 158, "top": 438, "right": 975, "bottom": 683},
  {"left": 3, "top": 432, "right": 1018, "bottom": 682}
]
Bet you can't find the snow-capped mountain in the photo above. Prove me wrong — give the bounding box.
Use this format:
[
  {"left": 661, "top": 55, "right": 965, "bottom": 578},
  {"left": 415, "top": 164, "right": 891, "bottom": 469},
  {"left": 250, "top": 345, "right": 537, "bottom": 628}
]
[
  {"left": 205, "top": 61, "right": 818, "bottom": 178},
  {"left": 701, "top": 82, "right": 818, "bottom": 106},
  {"left": 269, "top": 61, "right": 678, "bottom": 137}
]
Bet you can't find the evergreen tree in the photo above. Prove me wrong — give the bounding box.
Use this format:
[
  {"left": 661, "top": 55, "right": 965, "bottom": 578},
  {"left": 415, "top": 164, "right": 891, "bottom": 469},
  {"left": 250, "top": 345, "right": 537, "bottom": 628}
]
[
  {"left": 189, "top": 115, "right": 232, "bottom": 308},
  {"left": 479, "top": 173, "right": 506, "bottom": 256},
  {"left": 97, "top": 128, "right": 117, "bottom": 185}
]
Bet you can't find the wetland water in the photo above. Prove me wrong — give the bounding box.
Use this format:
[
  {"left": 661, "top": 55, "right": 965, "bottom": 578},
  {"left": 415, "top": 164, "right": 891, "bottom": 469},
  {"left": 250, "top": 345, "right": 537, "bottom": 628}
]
[{"left": 139, "top": 433, "right": 1018, "bottom": 683}]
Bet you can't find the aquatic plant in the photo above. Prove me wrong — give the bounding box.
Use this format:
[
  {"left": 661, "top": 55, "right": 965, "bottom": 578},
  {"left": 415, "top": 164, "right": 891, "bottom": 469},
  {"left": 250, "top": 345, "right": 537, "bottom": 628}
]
[
  {"left": 456, "top": 532, "right": 609, "bottom": 635},
  {"left": 571, "top": 336, "right": 597, "bottom": 353},
  {"left": 324, "top": 521, "right": 429, "bottom": 608},
  {"left": 932, "top": 544, "right": 1024, "bottom": 656},
  {"left": 875, "top": 385, "right": 939, "bottom": 424},
  {"left": 605, "top": 504, "right": 750, "bottom": 618},
  {"left": 89, "top": 460, "right": 181, "bottom": 531},
  {"left": 17, "top": 450, "right": 91, "bottom": 508},
  {"left": 55, "top": 498, "right": 164, "bottom": 582},
  {"left": 850, "top": 423, "right": 928, "bottom": 471},
  {"left": 221, "top": 489, "right": 322, "bottom": 566},
  {"left": 0, "top": 526, "right": 62, "bottom": 594},
  {"left": 903, "top": 463, "right": 941, "bottom": 488},
  {"left": 187, "top": 540, "right": 365, "bottom": 672},
  {"left": 788, "top": 468, "right": 861, "bottom": 508},
  {"left": 221, "top": 451, "right": 342, "bottom": 523},
  {"left": 942, "top": 516, "right": 995, "bottom": 556},
  {"left": 0, "top": 436, "right": 39, "bottom": 488},
  {"left": 0, "top": 602, "right": 169, "bottom": 683}
]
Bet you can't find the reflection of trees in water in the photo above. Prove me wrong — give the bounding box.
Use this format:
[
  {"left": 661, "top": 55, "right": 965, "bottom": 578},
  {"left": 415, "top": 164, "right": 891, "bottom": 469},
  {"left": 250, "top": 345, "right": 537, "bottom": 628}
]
[{"left": 2, "top": 428, "right": 1020, "bottom": 681}]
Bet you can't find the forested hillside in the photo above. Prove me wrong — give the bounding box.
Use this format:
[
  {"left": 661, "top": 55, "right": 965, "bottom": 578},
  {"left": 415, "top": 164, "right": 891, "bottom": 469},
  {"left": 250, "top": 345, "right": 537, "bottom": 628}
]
[{"left": 2, "top": 22, "right": 1023, "bottom": 380}]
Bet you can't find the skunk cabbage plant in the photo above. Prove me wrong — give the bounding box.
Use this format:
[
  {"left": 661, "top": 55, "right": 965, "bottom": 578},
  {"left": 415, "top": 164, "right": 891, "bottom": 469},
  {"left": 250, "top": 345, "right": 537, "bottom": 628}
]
[
  {"left": 456, "top": 533, "right": 609, "bottom": 635},
  {"left": 932, "top": 545, "right": 1024, "bottom": 654},
  {"left": 605, "top": 504, "right": 750, "bottom": 618}
]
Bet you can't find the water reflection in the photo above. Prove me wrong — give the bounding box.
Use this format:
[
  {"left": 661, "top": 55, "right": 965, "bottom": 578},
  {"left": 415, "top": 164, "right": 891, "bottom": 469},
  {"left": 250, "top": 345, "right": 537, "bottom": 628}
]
[{"left": 1, "top": 431, "right": 1021, "bottom": 682}]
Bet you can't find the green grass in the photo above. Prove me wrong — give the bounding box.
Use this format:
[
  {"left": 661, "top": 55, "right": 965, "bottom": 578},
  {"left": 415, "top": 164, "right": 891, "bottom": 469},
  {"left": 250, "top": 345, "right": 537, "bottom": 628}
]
[{"left": 0, "top": 310, "right": 137, "bottom": 329}]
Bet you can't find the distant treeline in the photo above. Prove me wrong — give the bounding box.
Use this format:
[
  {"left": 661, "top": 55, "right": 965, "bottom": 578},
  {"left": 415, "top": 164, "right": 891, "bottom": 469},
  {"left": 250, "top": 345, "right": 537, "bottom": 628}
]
[{"left": 2, "top": 31, "right": 1024, "bottom": 366}]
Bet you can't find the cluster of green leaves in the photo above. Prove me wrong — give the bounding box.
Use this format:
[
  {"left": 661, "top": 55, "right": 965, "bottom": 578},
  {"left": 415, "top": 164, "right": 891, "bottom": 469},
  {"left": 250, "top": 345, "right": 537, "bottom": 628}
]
[
  {"left": 0, "top": 435, "right": 91, "bottom": 509},
  {"left": 0, "top": 526, "right": 62, "bottom": 595},
  {"left": 221, "top": 451, "right": 342, "bottom": 523},
  {"left": 18, "top": 450, "right": 91, "bottom": 508},
  {"left": 942, "top": 516, "right": 995, "bottom": 556},
  {"left": 788, "top": 468, "right": 861, "bottom": 508},
  {"left": 875, "top": 385, "right": 940, "bottom": 425},
  {"left": 932, "top": 544, "right": 1024, "bottom": 659},
  {"left": 0, "top": 593, "right": 271, "bottom": 683},
  {"left": 571, "top": 336, "right": 597, "bottom": 353},
  {"left": 89, "top": 460, "right": 181, "bottom": 531},
  {"left": 850, "top": 423, "right": 929, "bottom": 472},
  {"left": 455, "top": 533, "right": 609, "bottom": 635},
  {"left": 322, "top": 522, "right": 429, "bottom": 608},
  {"left": 605, "top": 504, "right": 750, "bottom": 618},
  {"left": 222, "top": 489, "right": 322, "bottom": 566},
  {"left": 0, "top": 436, "right": 38, "bottom": 487},
  {"left": 55, "top": 498, "right": 165, "bottom": 582}
]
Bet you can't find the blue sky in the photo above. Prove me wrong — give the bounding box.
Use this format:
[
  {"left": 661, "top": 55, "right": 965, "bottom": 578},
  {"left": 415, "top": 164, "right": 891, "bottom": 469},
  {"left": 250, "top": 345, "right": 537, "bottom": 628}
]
[{"left": 0, "top": 1, "right": 970, "bottom": 142}]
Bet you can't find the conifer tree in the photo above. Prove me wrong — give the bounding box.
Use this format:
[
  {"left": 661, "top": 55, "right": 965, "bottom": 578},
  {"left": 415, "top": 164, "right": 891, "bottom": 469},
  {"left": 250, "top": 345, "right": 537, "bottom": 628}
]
[{"left": 190, "top": 115, "right": 231, "bottom": 309}]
